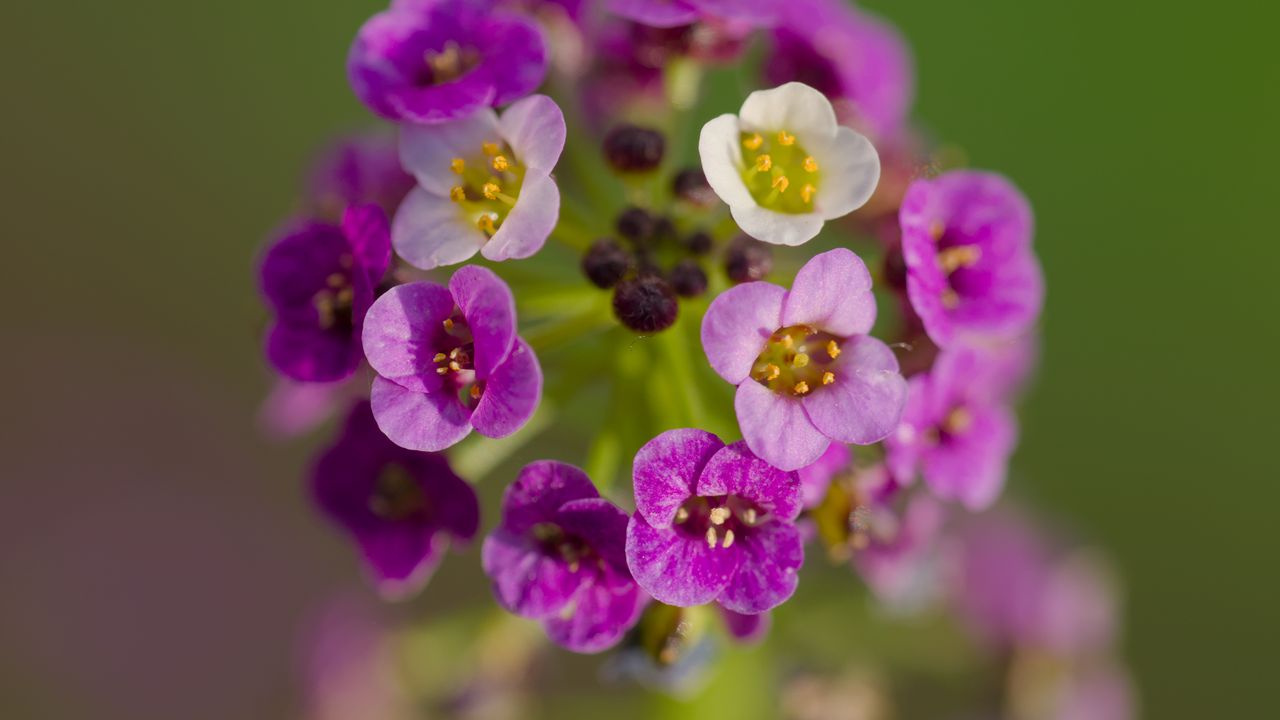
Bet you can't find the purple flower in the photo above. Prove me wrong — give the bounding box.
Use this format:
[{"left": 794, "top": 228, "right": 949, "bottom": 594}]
[
  {"left": 362, "top": 267, "right": 542, "bottom": 452},
  {"left": 394, "top": 94, "right": 565, "bottom": 269},
  {"left": 719, "top": 606, "right": 770, "bottom": 644},
  {"left": 625, "top": 429, "right": 805, "bottom": 614},
  {"left": 305, "top": 133, "right": 415, "bottom": 222},
  {"left": 259, "top": 205, "right": 391, "bottom": 383},
  {"left": 607, "top": 0, "right": 778, "bottom": 28},
  {"left": 311, "top": 401, "right": 480, "bottom": 598},
  {"left": 348, "top": 0, "right": 548, "bottom": 124},
  {"left": 701, "top": 248, "right": 908, "bottom": 471},
  {"left": 764, "top": 0, "right": 914, "bottom": 140},
  {"left": 258, "top": 374, "right": 368, "bottom": 440},
  {"left": 899, "top": 170, "right": 1044, "bottom": 348},
  {"left": 482, "top": 461, "right": 646, "bottom": 653},
  {"left": 800, "top": 451, "right": 944, "bottom": 604},
  {"left": 885, "top": 345, "right": 1019, "bottom": 510}
]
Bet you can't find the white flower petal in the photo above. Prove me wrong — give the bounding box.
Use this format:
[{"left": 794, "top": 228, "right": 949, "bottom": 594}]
[
  {"left": 698, "top": 113, "right": 754, "bottom": 207},
  {"left": 498, "top": 94, "right": 566, "bottom": 174},
  {"left": 811, "top": 126, "right": 881, "bottom": 220},
  {"left": 399, "top": 110, "right": 501, "bottom": 195},
  {"left": 482, "top": 173, "right": 558, "bottom": 262},
  {"left": 731, "top": 203, "right": 825, "bottom": 246},
  {"left": 739, "top": 82, "right": 838, "bottom": 141},
  {"left": 391, "top": 187, "right": 485, "bottom": 269}
]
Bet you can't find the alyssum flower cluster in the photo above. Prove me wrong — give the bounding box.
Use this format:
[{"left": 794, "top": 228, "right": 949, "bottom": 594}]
[{"left": 258, "top": 1, "right": 1129, "bottom": 715}]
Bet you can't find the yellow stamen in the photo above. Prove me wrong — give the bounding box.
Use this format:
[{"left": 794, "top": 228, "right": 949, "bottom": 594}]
[
  {"left": 477, "top": 214, "right": 497, "bottom": 235},
  {"left": 755, "top": 154, "right": 773, "bottom": 172},
  {"left": 336, "top": 287, "right": 353, "bottom": 304},
  {"left": 449, "top": 361, "right": 461, "bottom": 372},
  {"left": 482, "top": 182, "right": 501, "bottom": 200},
  {"left": 482, "top": 142, "right": 499, "bottom": 156},
  {"left": 938, "top": 245, "right": 982, "bottom": 273},
  {"left": 674, "top": 507, "right": 690, "bottom": 523},
  {"left": 722, "top": 529, "right": 735, "bottom": 549},
  {"left": 491, "top": 155, "right": 510, "bottom": 172},
  {"left": 777, "top": 130, "right": 796, "bottom": 146},
  {"left": 449, "top": 348, "right": 461, "bottom": 359},
  {"left": 826, "top": 340, "right": 841, "bottom": 359},
  {"left": 743, "top": 133, "right": 763, "bottom": 151},
  {"left": 709, "top": 507, "right": 731, "bottom": 526},
  {"left": 822, "top": 371, "right": 836, "bottom": 385},
  {"left": 781, "top": 335, "right": 794, "bottom": 349},
  {"left": 792, "top": 352, "right": 810, "bottom": 369},
  {"left": 705, "top": 527, "right": 717, "bottom": 548},
  {"left": 941, "top": 288, "right": 960, "bottom": 309},
  {"left": 772, "top": 175, "right": 790, "bottom": 193},
  {"left": 433, "top": 352, "right": 447, "bottom": 362},
  {"left": 449, "top": 186, "right": 466, "bottom": 202},
  {"left": 450, "top": 157, "right": 466, "bottom": 174},
  {"left": 469, "top": 385, "right": 482, "bottom": 399},
  {"left": 436, "top": 367, "right": 449, "bottom": 375},
  {"left": 794, "top": 381, "right": 810, "bottom": 395},
  {"left": 943, "top": 406, "right": 973, "bottom": 434},
  {"left": 764, "top": 363, "right": 781, "bottom": 381},
  {"left": 326, "top": 272, "right": 345, "bottom": 288},
  {"left": 801, "top": 183, "right": 816, "bottom": 203},
  {"left": 742, "top": 508, "right": 758, "bottom": 525},
  {"left": 803, "top": 156, "right": 819, "bottom": 172},
  {"left": 929, "top": 221, "right": 946, "bottom": 240},
  {"left": 442, "top": 318, "right": 454, "bottom": 330}
]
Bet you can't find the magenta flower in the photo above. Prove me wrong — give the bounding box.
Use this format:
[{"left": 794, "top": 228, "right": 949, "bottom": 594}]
[
  {"left": 607, "top": 0, "right": 778, "bottom": 28},
  {"left": 764, "top": 0, "right": 914, "bottom": 140},
  {"left": 625, "top": 429, "right": 804, "bottom": 615},
  {"left": 259, "top": 205, "right": 391, "bottom": 383},
  {"left": 306, "top": 133, "right": 415, "bottom": 222},
  {"left": 362, "top": 267, "right": 542, "bottom": 452},
  {"left": 348, "top": 0, "right": 548, "bottom": 125},
  {"left": 899, "top": 170, "right": 1044, "bottom": 348},
  {"left": 394, "top": 94, "right": 565, "bottom": 269},
  {"left": 885, "top": 345, "right": 1019, "bottom": 510},
  {"left": 799, "top": 449, "right": 944, "bottom": 603},
  {"left": 720, "top": 606, "right": 770, "bottom": 644},
  {"left": 311, "top": 401, "right": 480, "bottom": 599},
  {"left": 701, "top": 248, "right": 908, "bottom": 471},
  {"left": 482, "top": 461, "right": 646, "bottom": 653}
]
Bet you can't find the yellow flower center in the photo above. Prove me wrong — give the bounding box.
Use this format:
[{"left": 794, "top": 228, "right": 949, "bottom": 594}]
[
  {"left": 447, "top": 140, "right": 528, "bottom": 238},
  {"left": 739, "top": 129, "right": 822, "bottom": 214},
  {"left": 751, "top": 325, "right": 843, "bottom": 397}
]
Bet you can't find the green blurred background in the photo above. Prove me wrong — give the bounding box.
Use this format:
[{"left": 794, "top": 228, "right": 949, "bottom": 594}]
[{"left": 1, "top": 0, "right": 1275, "bottom": 717}]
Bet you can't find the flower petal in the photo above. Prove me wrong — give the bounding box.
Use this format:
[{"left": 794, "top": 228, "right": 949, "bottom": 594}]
[
  {"left": 700, "top": 281, "right": 785, "bottom": 384},
  {"left": 716, "top": 520, "right": 804, "bottom": 614},
  {"left": 499, "top": 94, "right": 566, "bottom": 174},
  {"left": 739, "top": 82, "right": 838, "bottom": 141},
  {"left": 730, "top": 203, "right": 825, "bottom": 246},
  {"left": 470, "top": 338, "right": 542, "bottom": 439},
  {"left": 606, "top": 0, "right": 700, "bottom": 28},
  {"left": 542, "top": 565, "right": 646, "bottom": 653},
  {"left": 695, "top": 441, "right": 803, "bottom": 522},
  {"left": 399, "top": 110, "right": 502, "bottom": 195},
  {"left": 341, "top": 204, "right": 392, "bottom": 283},
  {"left": 802, "top": 334, "right": 907, "bottom": 445},
  {"left": 921, "top": 402, "right": 1017, "bottom": 510},
  {"left": 362, "top": 281, "right": 454, "bottom": 394},
  {"left": 481, "top": 172, "right": 558, "bottom": 262},
  {"left": 809, "top": 126, "right": 880, "bottom": 220},
  {"left": 698, "top": 113, "right": 754, "bottom": 208},
  {"left": 780, "top": 248, "right": 876, "bottom": 336},
  {"left": 267, "top": 323, "right": 362, "bottom": 383},
  {"left": 482, "top": 529, "right": 578, "bottom": 618},
  {"left": 391, "top": 187, "right": 486, "bottom": 270},
  {"left": 796, "top": 442, "right": 852, "bottom": 509},
  {"left": 632, "top": 429, "right": 725, "bottom": 527},
  {"left": 625, "top": 515, "right": 737, "bottom": 607},
  {"left": 449, "top": 265, "right": 517, "bottom": 377},
  {"left": 556, "top": 498, "right": 632, "bottom": 573},
  {"left": 498, "top": 461, "right": 599, "bottom": 536},
  {"left": 735, "top": 381, "right": 831, "bottom": 471},
  {"left": 358, "top": 525, "right": 448, "bottom": 600},
  {"left": 370, "top": 376, "right": 473, "bottom": 452},
  {"left": 719, "top": 606, "right": 771, "bottom": 644}
]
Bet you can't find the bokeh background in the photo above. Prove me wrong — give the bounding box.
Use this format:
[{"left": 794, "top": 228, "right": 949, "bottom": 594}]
[{"left": 2, "top": 1, "right": 1275, "bottom": 717}]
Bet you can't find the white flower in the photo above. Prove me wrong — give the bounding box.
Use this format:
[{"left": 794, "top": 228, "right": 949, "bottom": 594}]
[{"left": 698, "top": 82, "right": 881, "bottom": 246}]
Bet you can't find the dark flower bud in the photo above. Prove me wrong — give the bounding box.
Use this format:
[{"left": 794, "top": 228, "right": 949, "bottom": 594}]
[
  {"left": 613, "top": 276, "right": 678, "bottom": 333},
  {"left": 669, "top": 260, "right": 708, "bottom": 298},
  {"left": 582, "top": 238, "right": 631, "bottom": 289},
  {"left": 725, "top": 235, "right": 773, "bottom": 283},
  {"left": 672, "top": 168, "right": 718, "bottom": 207},
  {"left": 652, "top": 215, "right": 677, "bottom": 244},
  {"left": 616, "top": 206, "right": 657, "bottom": 245},
  {"left": 683, "top": 230, "right": 713, "bottom": 255},
  {"left": 603, "top": 124, "right": 666, "bottom": 174},
  {"left": 882, "top": 242, "right": 909, "bottom": 292}
]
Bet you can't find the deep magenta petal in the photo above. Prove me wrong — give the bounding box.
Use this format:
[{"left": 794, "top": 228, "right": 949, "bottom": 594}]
[
  {"left": 632, "top": 429, "right": 724, "bottom": 527},
  {"left": 470, "top": 338, "right": 542, "bottom": 438},
  {"left": 716, "top": 520, "right": 804, "bottom": 614},
  {"left": 625, "top": 515, "right": 737, "bottom": 607}
]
